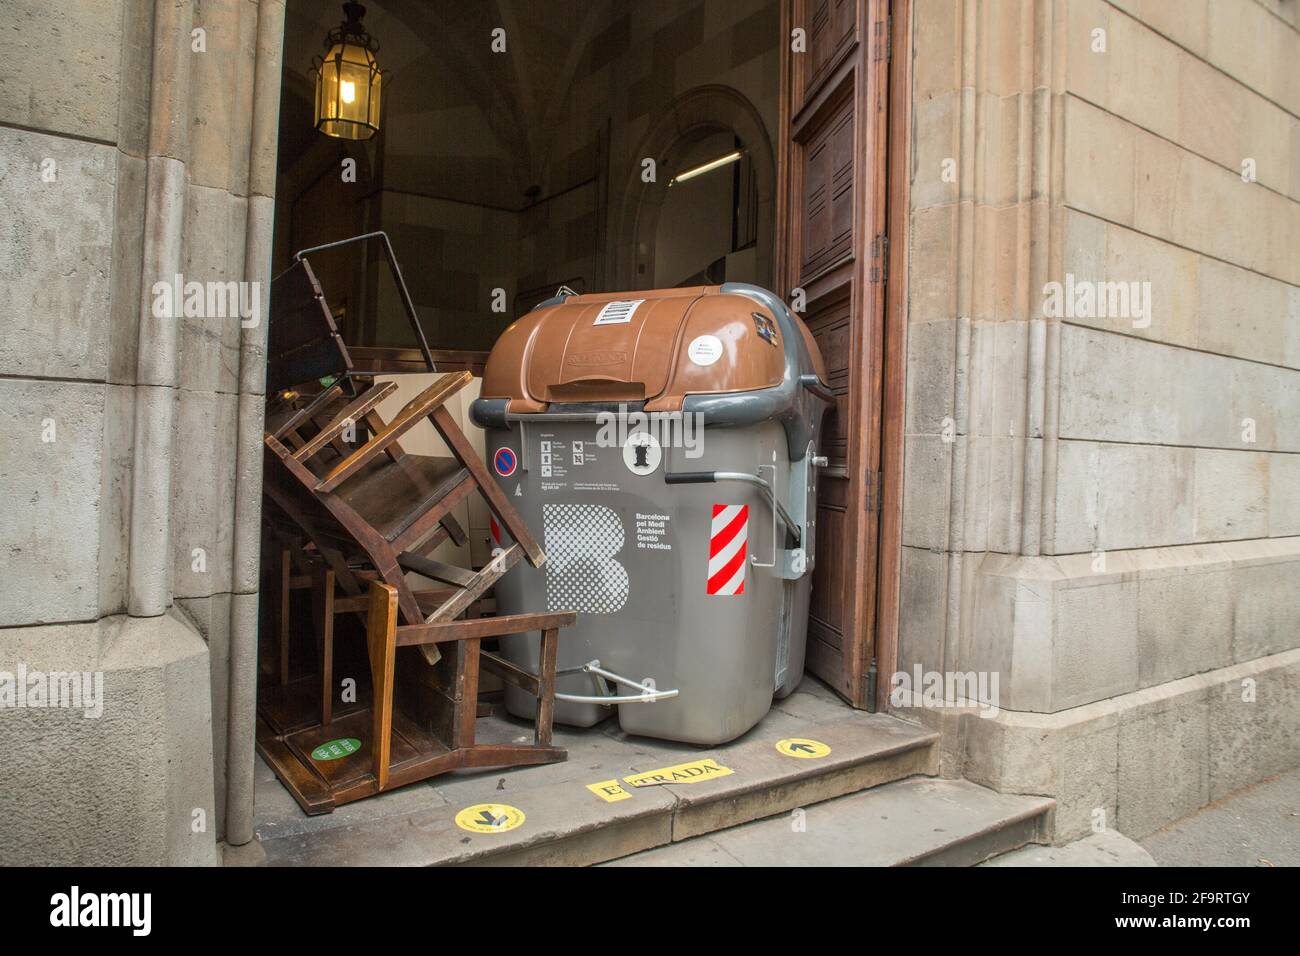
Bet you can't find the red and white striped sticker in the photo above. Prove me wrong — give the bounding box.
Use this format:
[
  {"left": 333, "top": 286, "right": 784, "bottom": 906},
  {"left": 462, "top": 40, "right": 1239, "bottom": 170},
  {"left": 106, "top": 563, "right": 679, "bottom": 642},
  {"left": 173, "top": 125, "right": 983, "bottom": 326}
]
[
  {"left": 707, "top": 504, "right": 748, "bottom": 596},
  {"left": 489, "top": 513, "right": 508, "bottom": 549}
]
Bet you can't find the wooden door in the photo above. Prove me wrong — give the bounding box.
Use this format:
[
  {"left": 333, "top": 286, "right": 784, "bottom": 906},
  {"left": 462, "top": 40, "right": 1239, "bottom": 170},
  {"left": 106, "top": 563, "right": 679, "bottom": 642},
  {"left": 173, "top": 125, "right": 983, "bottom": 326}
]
[{"left": 776, "top": 0, "right": 892, "bottom": 707}]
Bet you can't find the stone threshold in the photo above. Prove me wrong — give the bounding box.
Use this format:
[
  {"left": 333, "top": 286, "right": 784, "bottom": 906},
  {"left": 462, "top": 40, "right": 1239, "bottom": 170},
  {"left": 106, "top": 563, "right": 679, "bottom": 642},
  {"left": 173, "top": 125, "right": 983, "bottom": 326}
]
[
  {"left": 606, "top": 777, "right": 1055, "bottom": 867},
  {"left": 243, "top": 681, "right": 939, "bottom": 866}
]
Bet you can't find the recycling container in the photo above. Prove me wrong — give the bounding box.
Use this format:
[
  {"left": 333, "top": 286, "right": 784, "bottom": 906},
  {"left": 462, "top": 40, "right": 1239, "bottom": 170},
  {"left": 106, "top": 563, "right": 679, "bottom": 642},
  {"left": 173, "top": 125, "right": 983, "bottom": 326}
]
[{"left": 470, "top": 283, "right": 831, "bottom": 745}]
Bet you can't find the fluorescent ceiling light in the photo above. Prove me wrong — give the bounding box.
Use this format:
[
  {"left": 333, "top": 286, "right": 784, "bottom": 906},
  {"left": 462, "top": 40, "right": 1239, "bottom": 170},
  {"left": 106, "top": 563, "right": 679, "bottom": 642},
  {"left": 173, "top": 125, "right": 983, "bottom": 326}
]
[{"left": 669, "top": 149, "right": 744, "bottom": 186}]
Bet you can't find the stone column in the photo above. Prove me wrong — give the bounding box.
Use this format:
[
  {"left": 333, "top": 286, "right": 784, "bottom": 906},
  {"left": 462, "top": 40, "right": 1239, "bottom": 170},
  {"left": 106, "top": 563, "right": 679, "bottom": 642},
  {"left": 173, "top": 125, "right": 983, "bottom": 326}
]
[{"left": 224, "top": 0, "right": 285, "bottom": 847}]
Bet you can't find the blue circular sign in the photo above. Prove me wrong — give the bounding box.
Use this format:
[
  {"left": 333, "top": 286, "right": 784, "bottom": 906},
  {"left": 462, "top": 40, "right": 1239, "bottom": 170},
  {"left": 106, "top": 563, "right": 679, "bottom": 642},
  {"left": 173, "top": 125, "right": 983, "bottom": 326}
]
[{"left": 493, "top": 447, "right": 517, "bottom": 477}]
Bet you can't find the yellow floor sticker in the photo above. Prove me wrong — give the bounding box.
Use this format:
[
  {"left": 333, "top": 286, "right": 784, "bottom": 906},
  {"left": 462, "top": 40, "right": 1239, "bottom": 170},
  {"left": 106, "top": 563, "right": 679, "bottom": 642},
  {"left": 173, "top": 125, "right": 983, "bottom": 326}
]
[
  {"left": 776, "top": 738, "right": 832, "bottom": 759},
  {"left": 454, "top": 803, "right": 526, "bottom": 833},
  {"left": 623, "top": 757, "right": 733, "bottom": 788},
  {"left": 586, "top": 779, "right": 632, "bottom": 802}
]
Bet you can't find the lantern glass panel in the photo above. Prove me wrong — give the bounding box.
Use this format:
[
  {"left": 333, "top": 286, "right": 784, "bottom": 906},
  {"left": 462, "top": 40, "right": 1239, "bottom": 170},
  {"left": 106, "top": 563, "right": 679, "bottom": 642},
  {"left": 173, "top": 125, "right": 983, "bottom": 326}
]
[{"left": 314, "top": 41, "right": 381, "bottom": 140}]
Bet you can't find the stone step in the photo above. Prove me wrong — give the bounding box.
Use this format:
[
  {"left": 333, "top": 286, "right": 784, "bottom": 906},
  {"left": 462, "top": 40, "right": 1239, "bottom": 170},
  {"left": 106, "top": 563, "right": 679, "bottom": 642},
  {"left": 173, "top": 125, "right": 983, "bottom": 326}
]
[
  {"left": 980, "top": 830, "right": 1156, "bottom": 867},
  {"left": 255, "top": 711, "right": 939, "bottom": 866},
  {"left": 603, "top": 777, "right": 1055, "bottom": 867}
]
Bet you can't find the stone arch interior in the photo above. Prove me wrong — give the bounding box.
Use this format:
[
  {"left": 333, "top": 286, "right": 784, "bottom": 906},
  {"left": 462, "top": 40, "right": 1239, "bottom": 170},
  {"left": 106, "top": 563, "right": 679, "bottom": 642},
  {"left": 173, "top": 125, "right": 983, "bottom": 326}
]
[
  {"left": 271, "top": 0, "right": 783, "bottom": 358},
  {"left": 654, "top": 129, "right": 751, "bottom": 288},
  {"left": 640, "top": 121, "right": 772, "bottom": 290}
]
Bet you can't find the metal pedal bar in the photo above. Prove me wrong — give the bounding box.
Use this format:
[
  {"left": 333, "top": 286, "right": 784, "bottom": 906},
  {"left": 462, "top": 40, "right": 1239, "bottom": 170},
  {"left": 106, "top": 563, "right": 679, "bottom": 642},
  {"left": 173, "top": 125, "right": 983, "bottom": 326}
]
[{"left": 553, "top": 659, "right": 680, "bottom": 705}]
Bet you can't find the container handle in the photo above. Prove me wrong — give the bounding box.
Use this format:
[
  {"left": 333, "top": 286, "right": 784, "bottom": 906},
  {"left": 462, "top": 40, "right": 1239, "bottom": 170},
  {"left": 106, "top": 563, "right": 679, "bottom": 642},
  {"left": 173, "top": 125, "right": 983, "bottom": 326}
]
[
  {"left": 800, "top": 373, "right": 835, "bottom": 403},
  {"left": 665, "top": 469, "right": 801, "bottom": 548},
  {"left": 553, "top": 660, "right": 680, "bottom": 705}
]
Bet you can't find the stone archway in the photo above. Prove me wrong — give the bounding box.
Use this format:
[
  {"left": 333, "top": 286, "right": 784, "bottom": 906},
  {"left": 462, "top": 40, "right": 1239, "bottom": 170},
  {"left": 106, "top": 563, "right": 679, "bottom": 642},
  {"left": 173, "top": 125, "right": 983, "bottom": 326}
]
[{"left": 612, "top": 85, "right": 775, "bottom": 291}]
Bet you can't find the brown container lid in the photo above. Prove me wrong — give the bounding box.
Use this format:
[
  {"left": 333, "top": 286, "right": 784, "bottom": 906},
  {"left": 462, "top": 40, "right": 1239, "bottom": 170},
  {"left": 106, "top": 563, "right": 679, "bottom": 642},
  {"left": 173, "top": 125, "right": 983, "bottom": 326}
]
[{"left": 481, "top": 286, "right": 796, "bottom": 413}]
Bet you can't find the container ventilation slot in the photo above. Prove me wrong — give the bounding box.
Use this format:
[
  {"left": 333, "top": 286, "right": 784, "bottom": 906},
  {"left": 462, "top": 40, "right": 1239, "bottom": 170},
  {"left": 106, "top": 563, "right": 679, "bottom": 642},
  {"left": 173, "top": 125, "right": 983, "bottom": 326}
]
[{"left": 775, "top": 584, "right": 792, "bottom": 686}]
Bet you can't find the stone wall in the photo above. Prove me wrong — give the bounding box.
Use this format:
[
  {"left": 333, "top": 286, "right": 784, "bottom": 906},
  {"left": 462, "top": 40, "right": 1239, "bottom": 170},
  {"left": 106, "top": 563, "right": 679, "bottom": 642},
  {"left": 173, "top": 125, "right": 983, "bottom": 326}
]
[
  {"left": 0, "top": 0, "right": 778, "bottom": 865},
  {"left": 0, "top": 0, "right": 285, "bottom": 863},
  {"left": 897, "top": 0, "right": 1300, "bottom": 840}
]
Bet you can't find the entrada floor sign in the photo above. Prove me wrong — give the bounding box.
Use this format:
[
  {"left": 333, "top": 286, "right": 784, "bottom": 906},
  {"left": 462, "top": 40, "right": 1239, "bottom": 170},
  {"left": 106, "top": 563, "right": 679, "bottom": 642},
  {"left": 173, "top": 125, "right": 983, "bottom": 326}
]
[{"left": 623, "top": 758, "right": 733, "bottom": 787}]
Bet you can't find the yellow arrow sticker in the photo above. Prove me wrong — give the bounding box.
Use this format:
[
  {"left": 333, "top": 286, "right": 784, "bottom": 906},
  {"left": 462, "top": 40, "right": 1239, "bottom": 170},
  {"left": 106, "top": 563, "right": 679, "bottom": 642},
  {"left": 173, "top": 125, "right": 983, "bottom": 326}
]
[
  {"left": 586, "top": 779, "right": 632, "bottom": 803},
  {"left": 623, "top": 758, "right": 733, "bottom": 788},
  {"left": 776, "top": 738, "right": 832, "bottom": 759},
  {"left": 454, "top": 803, "right": 526, "bottom": 834}
]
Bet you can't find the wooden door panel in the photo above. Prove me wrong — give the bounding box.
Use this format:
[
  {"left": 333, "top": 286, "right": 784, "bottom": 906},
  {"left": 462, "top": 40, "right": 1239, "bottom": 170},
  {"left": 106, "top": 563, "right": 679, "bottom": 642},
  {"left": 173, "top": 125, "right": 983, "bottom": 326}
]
[
  {"left": 800, "top": 0, "right": 859, "bottom": 107},
  {"left": 778, "top": 0, "right": 891, "bottom": 708},
  {"left": 805, "top": 288, "right": 853, "bottom": 698},
  {"left": 808, "top": 470, "right": 850, "bottom": 693},
  {"left": 803, "top": 294, "right": 851, "bottom": 463},
  {"left": 797, "top": 90, "right": 856, "bottom": 283}
]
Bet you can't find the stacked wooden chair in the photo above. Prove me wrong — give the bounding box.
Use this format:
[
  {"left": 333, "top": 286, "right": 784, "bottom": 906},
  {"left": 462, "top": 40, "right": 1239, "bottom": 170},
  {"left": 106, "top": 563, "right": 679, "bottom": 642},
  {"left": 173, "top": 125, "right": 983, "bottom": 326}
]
[{"left": 258, "top": 234, "right": 572, "bottom": 813}]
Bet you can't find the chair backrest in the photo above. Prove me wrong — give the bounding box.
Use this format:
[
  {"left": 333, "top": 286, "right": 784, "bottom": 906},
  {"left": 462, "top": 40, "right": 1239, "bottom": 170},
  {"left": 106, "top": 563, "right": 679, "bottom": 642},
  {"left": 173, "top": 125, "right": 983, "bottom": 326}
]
[
  {"left": 261, "top": 369, "right": 486, "bottom": 632},
  {"left": 266, "top": 257, "right": 353, "bottom": 395},
  {"left": 264, "top": 424, "right": 417, "bottom": 623},
  {"left": 266, "top": 232, "right": 438, "bottom": 396}
]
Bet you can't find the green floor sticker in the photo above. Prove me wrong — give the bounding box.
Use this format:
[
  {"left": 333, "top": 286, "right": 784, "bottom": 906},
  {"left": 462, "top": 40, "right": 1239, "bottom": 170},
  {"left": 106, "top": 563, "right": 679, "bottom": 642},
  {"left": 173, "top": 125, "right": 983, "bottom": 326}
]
[{"left": 310, "top": 737, "right": 361, "bottom": 761}]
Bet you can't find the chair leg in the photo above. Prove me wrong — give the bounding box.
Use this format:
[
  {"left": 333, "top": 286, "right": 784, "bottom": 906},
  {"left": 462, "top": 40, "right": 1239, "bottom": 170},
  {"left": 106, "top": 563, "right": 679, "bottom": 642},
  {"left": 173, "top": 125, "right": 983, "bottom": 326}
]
[
  {"left": 428, "top": 405, "right": 546, "bottom": 565},
  {"left": 423, "top": 543, "right": 522, "bottom": 624},
  {"left": 536, "top": 628, "right": 558, "bottom": 747},
  {"left": 278, "top": 547, "right": 292, "bottom": 685},
  {"left": 455, "top": 639, "right": 481, "bottom": 750},
  {"left": 313, "top": 563, "right": 336, "bottom": 725},
  {"left": 367, "top": 582, "right": 398, "bottom": 791},
  {"left": 363, "top": 409, "right": 404, "bottom": 462}
]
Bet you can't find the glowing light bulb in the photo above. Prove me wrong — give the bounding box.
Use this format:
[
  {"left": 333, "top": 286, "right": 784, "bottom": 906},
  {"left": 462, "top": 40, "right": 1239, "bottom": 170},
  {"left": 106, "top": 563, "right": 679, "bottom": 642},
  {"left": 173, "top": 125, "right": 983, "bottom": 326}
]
[{"left": 340, "top": 80, "right": 356, "bottom": 104}]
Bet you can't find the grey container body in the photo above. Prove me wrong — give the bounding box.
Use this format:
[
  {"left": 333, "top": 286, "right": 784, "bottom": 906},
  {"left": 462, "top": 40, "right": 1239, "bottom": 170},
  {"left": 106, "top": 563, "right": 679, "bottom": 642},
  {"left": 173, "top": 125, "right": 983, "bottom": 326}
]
[
  {"left": 483, "top": 418, "right": 811, "bottom": 745},
  {"left": 473, "top": 283, "right": 828, "bottom": 745}
]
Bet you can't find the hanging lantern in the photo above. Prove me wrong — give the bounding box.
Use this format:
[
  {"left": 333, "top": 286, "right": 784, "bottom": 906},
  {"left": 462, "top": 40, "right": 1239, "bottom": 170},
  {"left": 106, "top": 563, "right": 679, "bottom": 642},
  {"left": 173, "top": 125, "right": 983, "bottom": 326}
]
[{"left": 312, "top": 2, "right": 383, "bottom": 140}]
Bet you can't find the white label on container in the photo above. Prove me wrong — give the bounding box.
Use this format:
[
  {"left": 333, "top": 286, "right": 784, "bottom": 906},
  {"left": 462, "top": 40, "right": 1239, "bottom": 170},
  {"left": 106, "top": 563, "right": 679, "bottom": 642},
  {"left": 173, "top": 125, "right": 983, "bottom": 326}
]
[
  {"left": 594, "top": 299, "right": 644, "bottom": 325},
  {"left": 635, "top": 512, "right": 672, "bottom": 552},
  {"left": 687, "top": 334, "right": 723, "bottom": 366},
  {"left": 622, "top": 431, "right": 662, "bottom": 475}
]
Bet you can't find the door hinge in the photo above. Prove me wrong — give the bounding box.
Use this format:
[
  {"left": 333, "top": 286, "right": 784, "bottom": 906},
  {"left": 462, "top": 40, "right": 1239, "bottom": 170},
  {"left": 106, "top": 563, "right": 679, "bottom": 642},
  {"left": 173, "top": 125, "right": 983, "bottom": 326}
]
[
  {"left": 865, "top": 468, "right": 882, "bottom": 513},
  {"left": 870, "top": 232, "right": 889, "bottom": 284},
  {"left": 873, "top": 15, "right": 892, "bottom": 63}
]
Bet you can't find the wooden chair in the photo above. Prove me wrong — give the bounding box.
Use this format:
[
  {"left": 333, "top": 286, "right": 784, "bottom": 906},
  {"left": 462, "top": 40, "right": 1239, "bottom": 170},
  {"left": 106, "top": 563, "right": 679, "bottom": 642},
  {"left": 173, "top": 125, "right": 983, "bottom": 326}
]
[
  {"left": 258, "top": 370, "right": 571, "bottom": 813},
  {"left": 257, "top": 237, "right": 571, "bottom": 813},
  {"left": 257, "top": 578, "right": 573, "bottom": 813},
  {"left": 260, "top": 237, "right": 467, "bottom": 696}
]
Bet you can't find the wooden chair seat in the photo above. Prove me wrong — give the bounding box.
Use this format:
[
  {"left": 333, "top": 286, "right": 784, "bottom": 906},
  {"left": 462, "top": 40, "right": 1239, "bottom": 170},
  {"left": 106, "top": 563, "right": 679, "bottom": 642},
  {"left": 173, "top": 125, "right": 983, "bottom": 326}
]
[{"left": 330, "top": 453, "right": 469, "bottom": 542}]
